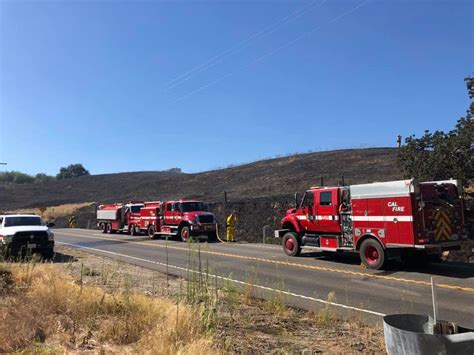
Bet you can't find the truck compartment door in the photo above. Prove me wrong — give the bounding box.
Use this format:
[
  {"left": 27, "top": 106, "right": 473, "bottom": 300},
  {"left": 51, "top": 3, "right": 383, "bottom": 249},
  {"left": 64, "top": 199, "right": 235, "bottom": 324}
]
[
  {"left": 367, "top": 198, "right": 391, "bottom": 243},
  {"left": 383, "top": 197, "right": 413, "bottom": 245}
]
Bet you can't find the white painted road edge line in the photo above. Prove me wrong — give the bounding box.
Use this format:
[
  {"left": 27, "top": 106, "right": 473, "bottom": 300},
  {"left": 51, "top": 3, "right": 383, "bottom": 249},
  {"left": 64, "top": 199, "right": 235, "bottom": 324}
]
[
  {"left": 60, "top": 229, "right": 301, "bottom": 250},
  {"left": 57, "top": 241, "right": 386, "bottom": 317}
]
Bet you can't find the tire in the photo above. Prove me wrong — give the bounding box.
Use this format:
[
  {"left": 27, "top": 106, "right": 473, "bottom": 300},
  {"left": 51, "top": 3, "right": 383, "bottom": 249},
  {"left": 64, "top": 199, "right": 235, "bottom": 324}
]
[
  {"left": 282, "top": 232, "right": 301, "bottom": 257},
  {"left": 428, "top": 253, "right": 442, "bottom": 263},
  {"left": 106, "top": 223, "right": 113, "bottom": 234},
  {"left": 99, "top": 223, "right": 106, "bottom": 233},
  {"left": 322, "top": 251, "right": 334, "bottom": 258},
  {"left": 180, "top": 226, "right": 191, "bottom": 242},
  {"left": 207, "top": 232, "right": 217, "bottom": 243},
  {"left": 147, "top": 225, "right": 156, "bottom": 239},
  {"left": 402, "top": 251, "right": 430, "bottom": 267},
  {"left": 2, "top": 246, "right": 10, "bottom": 260},
  {"left": 360, "top": 238, "right": 386, "bottom": 270},
  {"left": 41, "top": 249, "right": 54, "bottom": 260}
]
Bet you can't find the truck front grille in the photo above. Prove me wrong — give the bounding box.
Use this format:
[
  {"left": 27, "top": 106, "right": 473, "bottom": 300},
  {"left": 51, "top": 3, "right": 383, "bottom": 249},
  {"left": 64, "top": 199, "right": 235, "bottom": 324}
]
[
  {"left": 198, "top": 215, "right": 214, "bottom": 224},
  {"left": 13, "top": 231, "right": 49, "bottom": 245}
]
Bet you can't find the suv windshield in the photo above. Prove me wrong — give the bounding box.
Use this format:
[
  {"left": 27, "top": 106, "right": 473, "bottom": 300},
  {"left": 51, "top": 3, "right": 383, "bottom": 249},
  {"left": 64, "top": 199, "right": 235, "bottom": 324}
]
[
  {"left": 4, "top": 216, "right": 43, "bottom": 227},
  {"left": 180, "top": 202, "right": 207, "bottom": 212}
]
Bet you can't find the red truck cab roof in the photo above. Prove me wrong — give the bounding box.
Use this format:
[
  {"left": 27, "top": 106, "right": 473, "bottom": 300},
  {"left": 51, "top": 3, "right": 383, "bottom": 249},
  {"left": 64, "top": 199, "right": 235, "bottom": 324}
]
[
  {"left": 165, "top": 199, "right": 203, "bottom": 204},
  {"left": 144, "top": 201, "right": 162, "bottom": 207}
]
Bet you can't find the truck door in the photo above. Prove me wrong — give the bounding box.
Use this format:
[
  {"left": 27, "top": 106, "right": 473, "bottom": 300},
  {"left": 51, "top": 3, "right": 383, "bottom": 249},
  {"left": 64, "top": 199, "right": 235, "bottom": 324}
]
[
  {"left": 295, "top": 191, "right": 318, "bottom": 232},
  {"left": 172, "top": 202, "right": 182, "bottom": 225},
  {"left": 316, "top": 189, "right": 341, "bottom": 234},
  {"left": 164, "top": 203, "right": 173, "bottom": 225},
  {"left": 122, "top": 207, "right": 130, "bottom": 227}
]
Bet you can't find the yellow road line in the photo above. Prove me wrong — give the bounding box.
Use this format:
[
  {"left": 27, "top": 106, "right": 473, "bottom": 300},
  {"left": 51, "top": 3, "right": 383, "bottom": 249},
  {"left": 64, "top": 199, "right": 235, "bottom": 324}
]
[{"left": 55, "top": 231, "right": 474, "bottom": 293}]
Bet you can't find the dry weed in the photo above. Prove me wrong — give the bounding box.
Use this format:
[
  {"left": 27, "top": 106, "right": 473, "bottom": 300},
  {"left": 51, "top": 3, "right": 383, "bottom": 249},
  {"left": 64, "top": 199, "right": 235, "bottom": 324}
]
[
  {"left": 11, "top": 202, "right": 94, "bottom": 220},
  {"left": 0, "top": 263, "right": 214, "bottom": 353}
]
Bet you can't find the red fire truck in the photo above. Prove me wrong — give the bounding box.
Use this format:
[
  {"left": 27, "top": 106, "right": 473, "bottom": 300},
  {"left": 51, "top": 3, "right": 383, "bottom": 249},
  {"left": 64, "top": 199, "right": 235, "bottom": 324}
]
[
  {"left": 138, "top": 200, "right": 217, "bottom": 242},
  {"left": 97, "top": 199, "right": 217, "bottom": 242},
  {"left": 97, "top": 201, "right": 144, "bottom": 234},
  {"left": 275, "top": 179, "right": 472, "bottom": 269}
]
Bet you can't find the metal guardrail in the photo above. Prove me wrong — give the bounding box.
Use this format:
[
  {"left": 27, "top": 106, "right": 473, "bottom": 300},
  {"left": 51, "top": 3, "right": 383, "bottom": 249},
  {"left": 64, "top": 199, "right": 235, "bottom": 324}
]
[{"left": 383, "top": 314, "right": 474, "bottom": 354}]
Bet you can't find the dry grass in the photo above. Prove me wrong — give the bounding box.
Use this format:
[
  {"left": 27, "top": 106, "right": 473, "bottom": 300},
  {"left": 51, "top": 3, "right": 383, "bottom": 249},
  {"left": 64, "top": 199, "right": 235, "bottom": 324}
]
[
  {"left": 10, "top": 202, "right": 95, "bottom": 220},
  {"left": 0, "top": 262, "right": 215, "bottom": 353},
  {"left": 0, "top": 247, "right": 387, "bottom": 353},
  {"left": 313, "top": 291, "right": 338, "bottom": 327},
  {"left": 263, "top": 282, "right": 293, "bottom": 318},
  {"left": 216, "top": 292, "right": 385, "bottom": 354}
]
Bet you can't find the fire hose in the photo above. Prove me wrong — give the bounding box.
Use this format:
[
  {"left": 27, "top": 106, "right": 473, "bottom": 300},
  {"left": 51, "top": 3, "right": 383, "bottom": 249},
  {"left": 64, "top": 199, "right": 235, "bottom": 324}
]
[{"left": 214, "top": 223, "right": 229, "bottom": 243}]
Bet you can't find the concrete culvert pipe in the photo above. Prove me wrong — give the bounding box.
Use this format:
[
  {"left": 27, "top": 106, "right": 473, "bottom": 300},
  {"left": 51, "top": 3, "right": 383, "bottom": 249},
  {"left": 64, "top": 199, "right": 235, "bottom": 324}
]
[{"left": 383, "top": 314, "right": 474, "bottom": 355}]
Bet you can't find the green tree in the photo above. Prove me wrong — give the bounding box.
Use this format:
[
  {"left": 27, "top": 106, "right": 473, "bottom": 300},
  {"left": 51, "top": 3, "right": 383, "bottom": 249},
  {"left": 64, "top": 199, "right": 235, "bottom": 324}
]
[
  {"left": 0, "top": 171, "right": 35, "bottom": 184},
  {"left": 56, "top": 164, "right": 90, "bottom": 180},
  {"left": 34, "top": 173, "right": 55, "bottom": 183},
  {"left": 398, "top": 77, "right": 473, "bottom": 186}
]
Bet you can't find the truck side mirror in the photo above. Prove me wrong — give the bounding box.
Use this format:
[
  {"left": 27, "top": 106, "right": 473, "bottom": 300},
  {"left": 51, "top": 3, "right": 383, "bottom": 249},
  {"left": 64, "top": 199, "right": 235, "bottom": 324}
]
[{"left": 294, "top": 192, "right": 299, "bottom": 209}]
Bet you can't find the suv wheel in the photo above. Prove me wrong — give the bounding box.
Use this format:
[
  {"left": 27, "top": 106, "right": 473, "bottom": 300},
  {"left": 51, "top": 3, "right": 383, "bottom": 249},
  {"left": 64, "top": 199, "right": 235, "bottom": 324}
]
[{"left": 41, "top": 249, "right": 54, "bottom": 260}]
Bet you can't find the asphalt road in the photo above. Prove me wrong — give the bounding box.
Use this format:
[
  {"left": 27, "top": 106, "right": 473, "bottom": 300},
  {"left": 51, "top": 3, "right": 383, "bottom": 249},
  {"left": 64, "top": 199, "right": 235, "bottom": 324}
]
[{"left": 54, "top": 228, "right": 474, "bottom": 327}]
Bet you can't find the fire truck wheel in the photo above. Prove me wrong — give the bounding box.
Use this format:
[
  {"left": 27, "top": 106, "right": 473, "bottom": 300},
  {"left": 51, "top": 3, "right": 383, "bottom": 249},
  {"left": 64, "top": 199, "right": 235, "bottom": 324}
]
[
  {"left": 180, "top": 226, "right": 191, "bottom": 242},
  {"left": 360, "top": 238, "right": 385, "bottom": 270},
  {"left": 402, "top": 251, "right": 431, "bottom": 267},
  {"left": 147, "top": 226, "right": 156, "bottom": 239},
  {"left": 282, "top": 232, "right": 301, "bottom": 257},
  {"left": 106, "top": 223, "right": 113, "bottom": 234},
  {"left": 99, "top": 223, "right": 106, "bottom": 233},
  {"left": 207, "top": 232, "right": 217, "bottom": 243}
]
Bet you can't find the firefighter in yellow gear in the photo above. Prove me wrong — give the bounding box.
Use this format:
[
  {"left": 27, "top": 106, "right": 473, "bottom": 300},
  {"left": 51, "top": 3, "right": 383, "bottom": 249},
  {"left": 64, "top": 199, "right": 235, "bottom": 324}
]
[
  {"left": 68, "top": 215, "right": 77, "bottom": 228},
  {"left": 226, "top": 211, "right": 237, "bottom": 242}
]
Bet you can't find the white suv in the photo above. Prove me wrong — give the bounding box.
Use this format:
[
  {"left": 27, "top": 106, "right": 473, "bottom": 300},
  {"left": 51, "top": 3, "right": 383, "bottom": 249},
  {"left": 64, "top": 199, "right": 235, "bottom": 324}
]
[{"left": 0, "top": 214, "right": 55, "bottom": 259}]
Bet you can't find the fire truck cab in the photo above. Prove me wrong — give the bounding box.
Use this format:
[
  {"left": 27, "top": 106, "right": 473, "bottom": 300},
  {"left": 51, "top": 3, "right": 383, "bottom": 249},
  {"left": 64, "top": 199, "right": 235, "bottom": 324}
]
[
  {"left": 275, "top": 179, "right": 472, "bottom": 269},
  {"left": 139, "top": 199, "right": 217, "bottom": 242}
]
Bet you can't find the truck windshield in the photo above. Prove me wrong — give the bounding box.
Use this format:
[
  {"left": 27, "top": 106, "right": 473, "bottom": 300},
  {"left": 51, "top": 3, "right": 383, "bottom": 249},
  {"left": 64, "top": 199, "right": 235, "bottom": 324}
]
[
  {"left": 4, "top": 216, "right": 43, "bottom": 227},
  {"left": 180, "top": 202, "right": 207, "bottom": 212},
  {"left": 130, "top": 205, "right": 143, "bottom": 213}
]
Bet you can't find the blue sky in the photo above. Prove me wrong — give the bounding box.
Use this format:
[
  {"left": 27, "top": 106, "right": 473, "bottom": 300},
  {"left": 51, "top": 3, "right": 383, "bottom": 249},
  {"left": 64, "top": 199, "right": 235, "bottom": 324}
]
[{"left": 0, "top": 0, "right": 472, "bottom": 176}]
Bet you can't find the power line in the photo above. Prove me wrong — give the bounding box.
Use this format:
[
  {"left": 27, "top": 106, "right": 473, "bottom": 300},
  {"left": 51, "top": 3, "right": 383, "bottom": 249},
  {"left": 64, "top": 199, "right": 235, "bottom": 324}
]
[
  {"left": 164, "top": 0, "right": 327, "bottom": 91},
  {"left": 165, "top": 0, "right": 325, "bottom": 90},
  {"left": 173, "top": 0, "right": 371, "bottom": 104}
]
